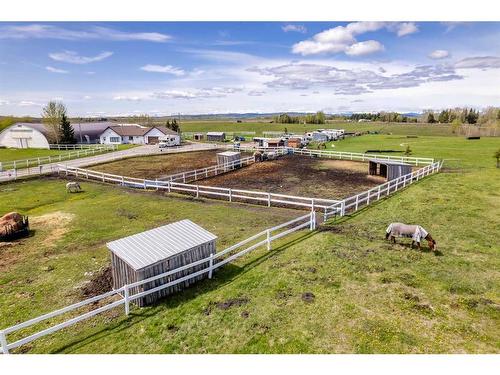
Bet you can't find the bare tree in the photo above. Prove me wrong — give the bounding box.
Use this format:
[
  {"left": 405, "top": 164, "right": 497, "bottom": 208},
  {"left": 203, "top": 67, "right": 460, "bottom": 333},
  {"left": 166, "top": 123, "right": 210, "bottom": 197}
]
[{"left": 42, "top": 101, "right": 67, "bottom": 144}]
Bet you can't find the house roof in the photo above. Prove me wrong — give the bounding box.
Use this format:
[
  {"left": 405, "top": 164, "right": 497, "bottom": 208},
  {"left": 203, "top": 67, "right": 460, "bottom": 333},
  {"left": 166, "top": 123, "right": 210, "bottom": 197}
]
[
  {"left": 107, "top": 219, "right": 217, "bottom": 271},
  {"left": 108, "top": 125, "right": 150, "bottom": 137},
  {"left": 207, "top": 132, "right": 225, "bottom": 136},
  {"left": 12, "top": 122, "right": 113, "bottom": 141},
  {"left": 148, "top": 126, "right": 178, "bottom": 136}
]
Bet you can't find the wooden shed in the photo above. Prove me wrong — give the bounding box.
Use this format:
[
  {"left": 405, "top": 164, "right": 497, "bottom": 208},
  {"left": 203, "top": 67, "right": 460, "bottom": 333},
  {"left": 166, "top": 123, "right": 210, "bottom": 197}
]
[
  {"left": 193, "top": 133, "right": 204, "bottom": 141},
  {"left": 217, "top": 151, "right": 241, "bottom": 171},
  {"left": 287, "top": 137, "right": 303, "bottom": 148},
  {"left": 369, "top": 159, "right": 412, "bottom": 181},
  {"left": 207, "top": 132, "right": 225, "bottom": 142},
  {"left": 107, "top": 220, "right": 217, "bottom": 307}
]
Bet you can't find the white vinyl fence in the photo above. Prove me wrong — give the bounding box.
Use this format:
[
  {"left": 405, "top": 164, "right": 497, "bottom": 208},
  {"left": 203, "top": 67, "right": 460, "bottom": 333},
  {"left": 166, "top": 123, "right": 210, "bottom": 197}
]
[
  {"left": 158, "top": 155, "right": 256, "bottom": 183},
  {"left": 57, "top": 164, "right": 340, "bottom": 211},
  {"left": 232, "top": 145, "right": 435, "bottom": 166},
  {"left": 49, "top": 144, "right": 113, "bottom": 151},
  {"left": 0, "top": 212, "right": 315, "bottom": 354},
  {"left": 324, "top": 160, "right": 443, "bottom": 219},
  {"left": 0, "top": 145, "right": 117, "bottom": 172}
]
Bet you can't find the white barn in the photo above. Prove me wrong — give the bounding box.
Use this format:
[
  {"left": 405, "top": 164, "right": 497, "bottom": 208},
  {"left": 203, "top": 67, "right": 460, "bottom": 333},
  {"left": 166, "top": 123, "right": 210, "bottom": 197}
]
[{"left": 0, "top": 122, "right": 112, "bottom": 149}]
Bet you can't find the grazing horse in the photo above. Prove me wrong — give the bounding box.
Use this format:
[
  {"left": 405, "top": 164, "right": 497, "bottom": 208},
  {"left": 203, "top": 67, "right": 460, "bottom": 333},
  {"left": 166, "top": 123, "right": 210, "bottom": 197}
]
[
  {"left": 385, "top": 222, "right": 437, "bottom": 251},
  {"left": 66, "top": 182, "right": 82, "bottom": 193}
]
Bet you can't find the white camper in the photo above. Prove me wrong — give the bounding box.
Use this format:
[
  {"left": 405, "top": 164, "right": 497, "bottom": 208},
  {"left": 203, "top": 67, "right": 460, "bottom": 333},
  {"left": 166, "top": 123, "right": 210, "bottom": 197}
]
[{"left": 158, "top": 134, "right": 181, "bottom": 148}]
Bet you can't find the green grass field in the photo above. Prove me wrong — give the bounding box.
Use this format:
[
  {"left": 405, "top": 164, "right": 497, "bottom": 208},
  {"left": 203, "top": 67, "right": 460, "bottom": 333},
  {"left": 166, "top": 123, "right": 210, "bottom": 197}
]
[
  {"left": 178, "top": 120, "right": 469, "bottom": 138},
  {"left": 0, "top": 133, "right": 498, "bottom": 353}
]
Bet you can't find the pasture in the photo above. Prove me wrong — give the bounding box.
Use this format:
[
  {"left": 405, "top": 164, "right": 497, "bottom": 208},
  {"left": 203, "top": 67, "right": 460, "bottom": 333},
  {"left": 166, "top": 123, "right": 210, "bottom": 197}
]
[{"left": 0, "top": 132, "right": 498, "bottom": 353}]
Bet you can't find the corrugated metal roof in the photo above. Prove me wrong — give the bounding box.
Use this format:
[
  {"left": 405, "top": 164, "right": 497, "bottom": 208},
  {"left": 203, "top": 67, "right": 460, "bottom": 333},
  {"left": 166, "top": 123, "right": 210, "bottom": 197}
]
[
  {"left": 107, "top": 220, "right": 217, "bottom": 271},
  {"left": 369, "top": 158, "right": 411, "bottom": 166},
  {"left": 207, "top": 132, "right": 225, "bottom": 136}
]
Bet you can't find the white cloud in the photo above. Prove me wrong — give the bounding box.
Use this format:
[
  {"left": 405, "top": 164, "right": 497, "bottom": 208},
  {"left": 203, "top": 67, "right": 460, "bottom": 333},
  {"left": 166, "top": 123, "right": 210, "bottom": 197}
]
[
  {"left": 85, "top": 71, "right": 96, "bottom": 75},
  {"left": 454, "top": 56, "right": 500, "bottom": 69},
  {"left": 0, "top": 99, "right": 9, "bottom": 105},
  {"left": 282, "top": 24, "right": 307, "bottom": 33},
  {"left": 151, "top": 87, "right": 242, "bottom": 100},
  {"left": 0, "top": 24, "right": 171, "bottom": 42},
  {"left": 429, "top": 50, "right": 450, "bottom": 59},
  {"left": 83, "top": 95, "right": 92, "bottom": 100},
  {"left": 52, "top": 97, "right": 64, "bottom": 101},
  {"left": 393, "top": 22, "right": 419, "bottom": 37},
  {"left": 247, "top": 90, "right": 266, "bottom": 96},
  {"left": 345, "top": 40, "right": 384, "bottom": 56},
  {"left": 49, "top": 50, "right": 113, "bottom": 64},
  {"left": 46, "top": 66, "right": 68, "bottom": 74},
  {"left": 140, "top": 64, "right": 185, "bottom": 76},
  {"left": 113, "top": 95, "right": 141, "bottom": 101},
  {"left": 292, "top": 22, "right": 418, "bottom": 56},
  {"left": 18, "top": 101, "right": 40, "bottom": 107}
]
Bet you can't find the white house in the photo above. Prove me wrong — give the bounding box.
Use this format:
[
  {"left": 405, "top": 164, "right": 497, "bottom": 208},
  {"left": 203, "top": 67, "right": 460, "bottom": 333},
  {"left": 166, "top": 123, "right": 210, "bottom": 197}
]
[{"left": 99, "top": 125, "right": 180, "bottom": 145}]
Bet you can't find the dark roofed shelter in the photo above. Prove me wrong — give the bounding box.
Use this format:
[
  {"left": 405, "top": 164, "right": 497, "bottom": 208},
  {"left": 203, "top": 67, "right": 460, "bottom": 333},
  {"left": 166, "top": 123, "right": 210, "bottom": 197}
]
[
  {"left": 369, "top": 159, "right": 412, "bottom": 181},
  {"left": 107, "top": 220, "right": 217, "bottom": 307}
]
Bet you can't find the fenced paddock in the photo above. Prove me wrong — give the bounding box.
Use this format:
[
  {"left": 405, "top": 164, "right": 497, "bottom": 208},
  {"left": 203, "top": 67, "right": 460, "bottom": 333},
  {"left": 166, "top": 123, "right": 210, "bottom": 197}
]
[
  {"left": 57, "top": 164, "right": 340, "bottom": 212},
  {"left": 0, "top": 211, "right": 315, "bottom": 354}
]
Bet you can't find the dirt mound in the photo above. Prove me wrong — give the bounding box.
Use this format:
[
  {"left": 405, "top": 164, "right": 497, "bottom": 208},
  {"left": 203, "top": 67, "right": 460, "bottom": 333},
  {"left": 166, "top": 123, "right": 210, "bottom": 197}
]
[
  {"left": 216, "top": 297, "right": 249, "bottom": 310},
  {"left": 301, "top": 292, "right": 315, "bottom": 303},
  {"left": 80, "top": 266, "right": 113, "bottom": 298},
  {"left": 30, "top": 211, "right": 75, "bottom": 247}
]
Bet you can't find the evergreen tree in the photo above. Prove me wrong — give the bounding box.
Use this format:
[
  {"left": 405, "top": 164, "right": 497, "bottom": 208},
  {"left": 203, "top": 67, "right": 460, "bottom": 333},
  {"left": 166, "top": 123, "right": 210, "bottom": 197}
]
[
  {"left": 59, "top": 114, "right": 76, "bottom": 144},
  {"left": 427, "top": 112, "right": 436, "bottom": 124}
]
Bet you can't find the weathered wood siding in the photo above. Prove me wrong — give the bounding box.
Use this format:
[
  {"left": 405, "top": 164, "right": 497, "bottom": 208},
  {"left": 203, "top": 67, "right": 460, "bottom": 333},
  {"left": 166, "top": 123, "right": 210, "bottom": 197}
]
[{"left": 111, "top": 240, "right": 215, "bottom": 307}]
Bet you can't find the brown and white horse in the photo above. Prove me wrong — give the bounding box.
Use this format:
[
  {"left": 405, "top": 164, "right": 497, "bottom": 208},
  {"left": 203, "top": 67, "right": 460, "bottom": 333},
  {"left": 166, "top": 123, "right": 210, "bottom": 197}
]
[{"left": 385, "top": 222, "right": 437, "bottom": 251}]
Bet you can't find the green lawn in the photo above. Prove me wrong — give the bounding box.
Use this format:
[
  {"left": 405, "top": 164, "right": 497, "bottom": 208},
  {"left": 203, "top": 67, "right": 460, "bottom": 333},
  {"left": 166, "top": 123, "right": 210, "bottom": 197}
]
[
  {"left": 0, "top": 144, "right": 136, "bottom": 166},
  {"left": 178, "top": 120, "right": 468, "bottom": 138},
  {"left": 0, "top": 134, "right": 499, "bottom": 353}
]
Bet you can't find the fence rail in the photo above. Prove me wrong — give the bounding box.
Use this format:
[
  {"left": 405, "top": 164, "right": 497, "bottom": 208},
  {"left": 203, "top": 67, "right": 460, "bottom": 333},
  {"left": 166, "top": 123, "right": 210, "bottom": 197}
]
[
  {"left": 49, "top": 144, "right": 113, "bottom": 151},
  {"left": 232, "top": 145, "right": 435, "bottom": 166},
  {"left": 0, "top": 145, "right": 117, "bottom": 172},
  {"left": 0, "top": 212, "right": 315, "bottom": 354},
  {"left": 158, "top": 155, "right": 256, "bottom": 183},
  {"left": 324, "top": 160, "right": 443, "bottom": 219},
  {"left": 58, "top": 164, "right": 340, "bottom": 211}
]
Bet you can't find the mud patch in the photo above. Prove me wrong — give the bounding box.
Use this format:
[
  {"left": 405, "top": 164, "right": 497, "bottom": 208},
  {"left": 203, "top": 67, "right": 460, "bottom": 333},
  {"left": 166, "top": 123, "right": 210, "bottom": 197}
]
[
  {"left": 30, "top": 211, "right": 75, "bottom": 248},
  {"left": 301, "top": 292, "right": 315, "bottom": 303},
  {"left": 216, "top": 297, "right": 249, "bottom": 310},
  {"left": 80, "top": 266, "right": 112, "bottom": 298}
]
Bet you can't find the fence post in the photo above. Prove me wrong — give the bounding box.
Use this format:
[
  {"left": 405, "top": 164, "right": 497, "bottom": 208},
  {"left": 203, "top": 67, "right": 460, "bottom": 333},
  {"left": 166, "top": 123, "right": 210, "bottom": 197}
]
[
  {"left": 266, "top": 229, "right": 271, "bottom": 250},
  {"left": 124, "top": 285, "right": 130, "bottom": 315},
  {"left": 155, "top": 178, "right": 159, "bottom": 191},
  {"left": 0, "top": 330, "right": 8, "bottom": 354},
  {"left": 143, "top": 180, "right": 147, "bottom": 190},
  {"left": 228, "top": 188, "right": 232, "bottom": 202},
  {"left": 267, "top": 193, "right": 271, "bottom": 207},
  {"left": 183, "top": 172, "right": 186, "bottom": 183},
  {"left": 208, "top": 253, "right": 214, "bottom": 279},
  {"left": 196, "top": 185, "right": 199, "bottom": 198},
  {"left": 355, "top": 195, "right": 359, "bottom": 211}
]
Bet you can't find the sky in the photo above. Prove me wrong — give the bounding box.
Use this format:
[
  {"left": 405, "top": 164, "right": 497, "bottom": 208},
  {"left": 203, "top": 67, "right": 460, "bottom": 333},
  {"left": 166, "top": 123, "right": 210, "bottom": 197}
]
[{"left": 0, "top": 21, "right": 499, "bottom": 117}]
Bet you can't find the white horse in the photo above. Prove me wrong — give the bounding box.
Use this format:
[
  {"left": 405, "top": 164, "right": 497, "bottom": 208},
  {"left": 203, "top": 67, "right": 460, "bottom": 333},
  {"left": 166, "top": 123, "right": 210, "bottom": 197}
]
[
  {"left": 66, "top": 182, "right": 82, "bottom": 193},
  {"left": 385, "top": 222, "right": 437, "bottom": 251}
]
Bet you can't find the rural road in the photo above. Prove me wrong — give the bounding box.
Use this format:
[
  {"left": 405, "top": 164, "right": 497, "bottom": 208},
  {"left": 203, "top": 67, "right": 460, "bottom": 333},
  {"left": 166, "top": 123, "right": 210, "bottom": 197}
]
[{"left": 0, "top": 143, "right": 222, "bottom": 183}]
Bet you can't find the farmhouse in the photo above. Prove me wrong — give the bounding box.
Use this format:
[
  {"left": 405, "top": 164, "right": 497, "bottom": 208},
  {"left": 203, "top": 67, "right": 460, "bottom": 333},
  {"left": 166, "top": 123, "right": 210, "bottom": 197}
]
[
  {"left": 369, "top": 159, "right": 413, "bottom": 181},
  {"left": 99, "top": 125, "right": 179, "bottom": 145},
  {"left": 0, "top": 122, "right": 111, "bottom": 149},
  {"left": 206, "top": 132, "right": 225, "bottom": 142},
  {"left": 108, "top": 220, "right": 217, "bottom": 307}
]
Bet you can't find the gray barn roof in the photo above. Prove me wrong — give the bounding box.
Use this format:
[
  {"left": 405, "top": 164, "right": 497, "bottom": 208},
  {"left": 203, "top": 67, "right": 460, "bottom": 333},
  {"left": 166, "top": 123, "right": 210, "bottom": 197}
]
[
  {"left": 15, "top": 122, "right": 113, "bottom": 142},
  {"left": 369, "top": 158, "right": 411, "bottom": 167},
  {"left": 107, "top": 220, "right": 217, "bottom": 271}
]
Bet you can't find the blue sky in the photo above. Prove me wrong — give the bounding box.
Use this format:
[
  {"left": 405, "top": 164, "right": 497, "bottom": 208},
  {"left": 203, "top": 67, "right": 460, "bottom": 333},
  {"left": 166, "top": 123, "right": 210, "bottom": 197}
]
[{"left": 0, "top": 22, "right": 499, "bottom": 116}]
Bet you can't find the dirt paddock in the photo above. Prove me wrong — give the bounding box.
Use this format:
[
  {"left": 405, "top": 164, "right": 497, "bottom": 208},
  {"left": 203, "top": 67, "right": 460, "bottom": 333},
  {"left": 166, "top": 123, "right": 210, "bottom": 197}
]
[
  {"left": 195, "top": 155, "right": 386, "bottom": 199},
  {"left": 92, "top": 150, "right": 250, "bottom": 180}
]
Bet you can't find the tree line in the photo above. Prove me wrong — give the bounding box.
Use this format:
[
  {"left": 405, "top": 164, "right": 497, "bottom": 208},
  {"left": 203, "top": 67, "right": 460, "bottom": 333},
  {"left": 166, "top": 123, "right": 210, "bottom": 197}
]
[{"left": 272, "top": 111, "right": 326, "bottom": 124}]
